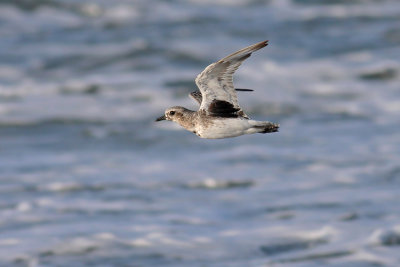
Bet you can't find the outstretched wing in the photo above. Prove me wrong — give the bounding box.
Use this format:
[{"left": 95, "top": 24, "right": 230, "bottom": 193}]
[
  {"left": 189, "top": 88, "right": 254, "bottom": 106},
  {"left": 195, "top": 40, "right": 268, "bottom": 118},
  {"left": 189, "top": 90, "right": 203, "bottom": 105}
]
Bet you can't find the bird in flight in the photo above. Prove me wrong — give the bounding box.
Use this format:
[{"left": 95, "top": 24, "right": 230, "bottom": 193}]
[{"left": 156, "top": 40, "right": 279, "bottom": 139}]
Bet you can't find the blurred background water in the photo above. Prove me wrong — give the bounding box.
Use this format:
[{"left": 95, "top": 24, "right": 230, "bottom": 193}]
[{"left": 1, "top": 0, "right": 400, "bottom": 266}]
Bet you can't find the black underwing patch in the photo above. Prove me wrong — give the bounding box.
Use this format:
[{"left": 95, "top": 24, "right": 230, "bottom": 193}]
[{"left": 208, "top": 100, "right": 239, "bottom": 118}]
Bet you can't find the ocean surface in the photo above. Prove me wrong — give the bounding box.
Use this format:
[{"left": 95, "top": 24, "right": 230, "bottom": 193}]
[{"left": 1, "top": 0, "right": 400, "bottom": 266}]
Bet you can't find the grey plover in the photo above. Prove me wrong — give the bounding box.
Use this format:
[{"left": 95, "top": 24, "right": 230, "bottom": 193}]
[{"left": 156, "top": 40, "right": 279, "bottom": 139}]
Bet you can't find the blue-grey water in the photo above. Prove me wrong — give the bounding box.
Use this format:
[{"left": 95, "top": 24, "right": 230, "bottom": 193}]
[{"left": 1, "top": 0, "right": 400, "bottom": 266}]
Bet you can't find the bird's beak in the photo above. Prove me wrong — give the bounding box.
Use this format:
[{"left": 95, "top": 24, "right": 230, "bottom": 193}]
[{"left": 155, "top": 115, "right": 166, "bottom": 122}]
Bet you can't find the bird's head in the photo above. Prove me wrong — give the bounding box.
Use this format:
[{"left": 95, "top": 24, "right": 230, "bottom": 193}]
[{"left": 155, "top": 106, "right": 187, "bottom": 123}]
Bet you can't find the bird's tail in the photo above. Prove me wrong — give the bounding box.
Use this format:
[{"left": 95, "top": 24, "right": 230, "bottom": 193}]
[{"left": 251, "top": 121, "right": 279, "bottom": 134}]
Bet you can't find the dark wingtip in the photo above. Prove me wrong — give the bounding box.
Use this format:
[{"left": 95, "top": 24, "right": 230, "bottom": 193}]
[{"left": 256, "top": 40, "right": 269, "bottom": 49}]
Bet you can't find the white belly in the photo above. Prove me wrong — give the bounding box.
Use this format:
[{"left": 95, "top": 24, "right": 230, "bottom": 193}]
[{"left": 196, "top": 118, "right": 257, "bottom": 139}]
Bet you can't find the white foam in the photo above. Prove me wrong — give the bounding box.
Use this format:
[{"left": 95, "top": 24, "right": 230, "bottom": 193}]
[
  {"left": 103, "top": 5, "right": 139, "bottom": 22},
  {"left": 93, "top": 232, "right": 116, "bottom": 240},
  {"left": 41, "top": 182, "right": 81, "bottom": 192},
  {"left": 294, "top": 226, "right": 337, "bottom": 241},
  {"left": 51, "top": 237, "right": 98, "bottom": 255},
  {"left": 16, "top": 202, "right": 32, "bottom": 212},
  {"left": 79, "top": 3, "right": 102, "bottom": 17},
  {"left": 0, "top": 239, "right": 20, "bottom": 246},
  {"left": 127, "top": 238, "right": 152, "bottom": 247},
  {"left": 368, "top": 226, "right": 400, "bottom": 246}
]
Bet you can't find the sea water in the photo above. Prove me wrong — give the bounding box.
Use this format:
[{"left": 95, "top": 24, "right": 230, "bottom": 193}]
[{"left": 1, "top": 0, "right": 400, "bottom": 266}]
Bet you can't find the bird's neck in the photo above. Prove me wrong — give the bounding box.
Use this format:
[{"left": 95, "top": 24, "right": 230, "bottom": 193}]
[{"left": 176, "top": 109, "right": 197, "bottom": 132}]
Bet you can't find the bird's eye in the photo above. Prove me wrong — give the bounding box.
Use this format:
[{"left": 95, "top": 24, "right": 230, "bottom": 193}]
[{"left": 169, "top": 111, "right": 175, "bottom": 116}]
